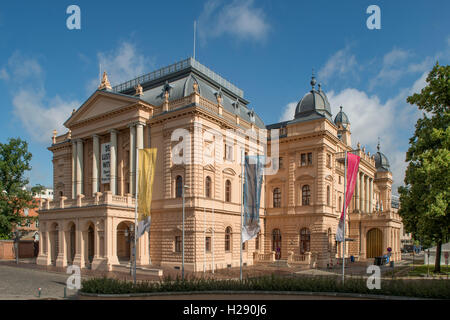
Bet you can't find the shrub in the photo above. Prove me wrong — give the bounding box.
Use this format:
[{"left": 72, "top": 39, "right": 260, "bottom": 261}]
[{"left": 80, "top": 275, "right": 450, "bottom": 299}]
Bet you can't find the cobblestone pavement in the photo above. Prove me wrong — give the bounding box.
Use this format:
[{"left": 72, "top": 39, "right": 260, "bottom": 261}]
[{"left": 0, "top": 264, "right": 78, "bottom": 300}]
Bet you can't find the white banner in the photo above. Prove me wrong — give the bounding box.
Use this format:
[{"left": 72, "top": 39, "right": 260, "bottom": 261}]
[{"left": 101, "top": 142, "right": 111, "bottom": 184}]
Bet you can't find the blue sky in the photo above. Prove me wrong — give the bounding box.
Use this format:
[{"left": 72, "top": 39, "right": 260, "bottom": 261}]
[{"left": 0, "top": 0, "right": 449, "bottom": 193}]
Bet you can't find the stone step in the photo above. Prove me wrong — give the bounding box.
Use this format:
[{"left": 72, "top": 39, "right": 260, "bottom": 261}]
[{"left": 112, "top": 264, "right": 163, "bottom": 277}]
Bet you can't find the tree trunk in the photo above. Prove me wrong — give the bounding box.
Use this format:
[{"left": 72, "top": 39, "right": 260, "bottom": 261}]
[{"left": 434, "top": 240, "right": 441, "bottom": 273}]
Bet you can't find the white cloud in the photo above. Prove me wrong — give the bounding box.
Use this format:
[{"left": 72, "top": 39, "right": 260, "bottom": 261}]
[
  {"left": 12, "top": 89, "right": 79, "bottom": 143},
  {"left": 87, "top": 42, "right": 154, "bottom": 92},
  {"left": 278, "top": 102, "right": 296, "bottom": 122},
  {"left": 0, "top": 68, "right": 8, "bottom": 81},
  {"left": 198, "top": 0, "right": 270, "bottom": 43},
  {"left": 318, "top": 45, "right": 358, "bottom": 82}
]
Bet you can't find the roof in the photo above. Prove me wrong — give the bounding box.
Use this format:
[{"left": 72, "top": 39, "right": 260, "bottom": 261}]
[
  {"left": 374, "top": 142, "right": 390, "bottom": 172},
  {"left": 334, "top": 106, "right": 350, "bottom": 127}
]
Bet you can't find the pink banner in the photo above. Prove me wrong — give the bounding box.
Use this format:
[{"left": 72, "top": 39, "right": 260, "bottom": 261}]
[{"left": 336, "top": 152, "right": 360, "bottom": 242}]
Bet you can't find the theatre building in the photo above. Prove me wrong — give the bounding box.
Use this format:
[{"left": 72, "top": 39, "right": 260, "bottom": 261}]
[{"left": 37, "top": 58, "right": 402, "bottom": 272}]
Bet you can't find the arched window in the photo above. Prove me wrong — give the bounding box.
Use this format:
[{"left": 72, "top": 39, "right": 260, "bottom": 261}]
[
  {"left": 225, "top": 180, "right": 231, "bottom": 202},
  {"left": 302, "top": 185, "right": 311, "bottom": 205},
  {"left": 327, "top": 186, "right": 330, "bottom": 206},
  {"left": 300, "top": 228, "right": 310, "bottom": 254},
  {"left": 175, "top": 176, "right": 183, "bottom": 198},
  {"left": 205, "top": 176, "right": 212, "bottom": 198},
  {"left": 273, "top": 188, "right": 281, "bottom": 208},
  {"left": 225, "top": 226, "right": 232, "bottom": 251}
]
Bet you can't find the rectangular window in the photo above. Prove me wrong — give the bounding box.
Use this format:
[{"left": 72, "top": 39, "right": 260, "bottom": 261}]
[
  {"left": 175, "top": 236, "right": 182, "bottom": 253},
  {"left": 301, "top": 153, "right": 306, "bottom": 166},
  {"left": 242, "top": 241, "right": 246, "bottom": 250},
  {"left": 279, "top": 157, "right": 283, "bottom": 169},
  {"left": 255, "top": 234, "right": 260, "bottom": 250},
  {"left": 307, "top": 152, "right": 313, "bottom": 165},
  {"left": 205, "top": 237, "right": 211, "bottom": 252},
  {"left": 225, "top": 144, "right": 233, "bottom": 161},
  {"left": 327, "top": 154, "right": 332, "bottom": 168}
]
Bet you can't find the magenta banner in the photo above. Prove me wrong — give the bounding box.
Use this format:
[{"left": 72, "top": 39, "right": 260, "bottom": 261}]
[{"left": 336, "top": 152, "right": 360, "bottom": 242}]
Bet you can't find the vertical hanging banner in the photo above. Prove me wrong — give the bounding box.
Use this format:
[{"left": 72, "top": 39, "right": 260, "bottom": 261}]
[
  {"left": 101, "top": 143, "right": 111, "bottom": 184},
  {"left": 336, "top": 153, "right": 360, "bottom": 242},
  {"left": 242, "top": 155, "right": 265, "bottom": 243},
  {"left": 136, "top": 148, "right": 157, "bottom": 239}
]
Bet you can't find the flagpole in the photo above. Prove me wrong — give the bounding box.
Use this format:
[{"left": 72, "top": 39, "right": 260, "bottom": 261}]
[
  {"left": 134, "top": 146, "right": 139, "bottom": 285},
  {"left": 342, "top": 150, "right": 348, "bottom": 284},
  {"left": 203, "top": 207, "right": 206, "bottom": 274},
  {"left": 212, "top": 207, "right": 215, "bottom": 274},
  {"left": 240, "top": 148, "right": 244, "bottom": 281}
]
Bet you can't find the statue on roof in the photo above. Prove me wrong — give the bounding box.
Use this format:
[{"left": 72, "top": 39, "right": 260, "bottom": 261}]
[{"left": 98, "top": 71, "right": 112, "bottom": 91}]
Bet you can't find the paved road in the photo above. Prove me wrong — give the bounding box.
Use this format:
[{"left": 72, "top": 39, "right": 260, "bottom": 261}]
[{"left": 0, "top": 264, "right": 77, "bottom": 300}]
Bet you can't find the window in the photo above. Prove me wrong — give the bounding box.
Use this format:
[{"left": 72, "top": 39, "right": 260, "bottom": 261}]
[
  {"left": 205, "top": 176, "right": 212, "bottom": 198},
  {"left": 339, "top": 176, "right": 341, "bottom": 184},
  {"left": 175, "top": 176, "right": 183, "bottom": 198},
  {"left": 242, "top": 241, "right": 246, "bottom": 250},
  {"left": 328, "top": 228, "right": 332, "bottom": 252},
  {"left": 302, "top": 185, "right": 311, "bottom": 205},
  {"left": 301, "top": 153, "right": 306, "bottom": 166},
  {"left": 225, "top": 180, "right": 231, "bottom": 202},
  {"left": 225, "top": 227, "right": 232, "bottom": 251},
  {"left": 175, "top": 236, "right": 182, "bottom": 252},
  {"left": 307, "top": 152, "right": 313, "bottom": 165},
  {"left": 255, "top": 232, "right": 260, "bottom": 250},
  {"left": 327, "top": 186, "right": 331, "bottom": 206},
  {"left": 339, "top": 196, "right": 342, "bottom": 212},
  {"left": 273, "top": 188, "right": 281, "bottom": 208},
  {"left": 300, "top": 228, "right": 311, "bottom": 254},
  {"left": 279, "top": 157, "right": 283, "bottom": 169},
  {"left": 205, "top": 237, "right": 211, "bottom": 252},
  {"left": 327, "top": 154, "right": 332, "bottom": 168},
  {"left": 224, "top": 144, "right": 233, "bottom": 161}
]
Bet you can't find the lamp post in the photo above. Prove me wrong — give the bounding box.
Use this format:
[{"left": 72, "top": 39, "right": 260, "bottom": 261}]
[{"left": 182, "top": 184, "right": 189, "bottom": 281}]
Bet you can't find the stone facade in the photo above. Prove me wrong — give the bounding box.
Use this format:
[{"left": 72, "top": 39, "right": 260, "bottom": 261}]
[{"left": 37, "top": 58, "right": 402, "bottom": 272}]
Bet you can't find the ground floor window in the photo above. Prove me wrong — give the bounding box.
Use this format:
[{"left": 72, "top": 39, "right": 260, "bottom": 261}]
[
  {"left": 205, "top": 236, "right": 211, "bottom": 252},
  {"left": 175, "top": 236, "right": 182, "bottom": 252}
]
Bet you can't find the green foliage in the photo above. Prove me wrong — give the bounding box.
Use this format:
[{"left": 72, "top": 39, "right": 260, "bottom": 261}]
[
  {"left": 0, "top": 138, "right": 38, "bottom": 236},
  {"left": 399, "top": 62, "right": 450, "bottom": 271},
  {"left": 80, "top": 275, "right": 450, "bottom": 299}
]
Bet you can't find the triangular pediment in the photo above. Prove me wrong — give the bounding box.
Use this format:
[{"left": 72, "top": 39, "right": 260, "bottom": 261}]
[
  {"left": 64, "top": 90, "right": 141, "bottom": 128},
  {"left": 223, "top": 168, "right": 236, "bottom": 176}
]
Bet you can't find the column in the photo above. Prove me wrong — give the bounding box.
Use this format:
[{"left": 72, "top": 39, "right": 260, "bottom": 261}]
[
  {"left": 365, "top": 175, "right": 369, "bottom": 213},
  {"left": 136, "top": 122, "right": 144, "bottom": 149},
  {"left": 73, "top": 219, "right": 85, "bottom": 268},
  {"left": 92, "top": 135, "right": 100, "bottom": 195},
  {"left": 129, "top": 124, "right": 136, "bottom": 195},
  {"left": 110, "top": 130, "right": 118, "bottom": 195},
  {"left": 359, "top": 173, "right": 363, "bottom": 212},
  {"left": 369, "top": 178, "right": 373, "bottom": 213},
  {"left": 56, "top": 222, "right": 67, "bottom": 267},
  {"left": 76, "top": 139, "right": 83, "bottom": 196},
  {"left": 355, "top": 171, "right": 359, "bottom": 211},
  {"left": 72, "top": 142, "right": 77, "bottom": 199}
]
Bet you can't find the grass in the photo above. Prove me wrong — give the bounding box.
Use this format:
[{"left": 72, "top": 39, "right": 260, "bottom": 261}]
[
  {"left": 80, "top": 274, "right": 450, "bottom": 299},
  {"left": 408, "top": 265, "right": 450, "bottom": 277}
]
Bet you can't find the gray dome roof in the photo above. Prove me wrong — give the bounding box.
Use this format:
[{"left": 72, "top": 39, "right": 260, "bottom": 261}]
[
  {"left": 374, "top": 142, "right": 390, "bottom": 172},
  {"left": 294, "top": 78, "right": 332, "bottom": 119},
  {"left": 334, "top": 106, "right": 350, "bottom": 128}
]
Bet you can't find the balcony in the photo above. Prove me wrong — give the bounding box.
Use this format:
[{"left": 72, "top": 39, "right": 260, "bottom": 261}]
[{"left": 39, "top": 191, "right": 136, "bottom": 211}]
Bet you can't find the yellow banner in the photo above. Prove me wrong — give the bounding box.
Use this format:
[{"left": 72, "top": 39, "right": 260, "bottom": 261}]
[{"left": 137, "top": 148, "right": 157, "bottom": 221}]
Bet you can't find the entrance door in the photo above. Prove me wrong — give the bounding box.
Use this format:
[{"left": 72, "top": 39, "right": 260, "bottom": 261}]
[
  {"left": 366, "top": 228, "right": 383, "bottom": 258},
  {"left": 272, "top": 229, "right": 282, "bottom": 260}
]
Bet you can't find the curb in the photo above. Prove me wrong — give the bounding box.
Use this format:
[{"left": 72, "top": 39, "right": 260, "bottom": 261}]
[{"left": 78, "top": 290, "right": 431, "bottom": 300}]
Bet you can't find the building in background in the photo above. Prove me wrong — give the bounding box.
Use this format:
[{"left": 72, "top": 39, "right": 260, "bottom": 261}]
[{"left": 37, "top": 57, "right": 403, "bottom": 271}]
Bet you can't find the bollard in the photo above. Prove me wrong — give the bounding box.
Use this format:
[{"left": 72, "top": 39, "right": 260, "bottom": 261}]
[
  {"left": 38, "top": 288, "right": 41, "bottom": 298},
  {"left": 64, "top": 287, "right": 67, "bottom": 298}
]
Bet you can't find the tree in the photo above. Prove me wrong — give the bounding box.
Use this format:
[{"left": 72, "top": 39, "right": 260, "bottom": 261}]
[
  {"left": 0, "top": 138, "right": 39, "bottom": 238},
  {"left": 398, "top": 62, "right": 450, "bottom": 273}
]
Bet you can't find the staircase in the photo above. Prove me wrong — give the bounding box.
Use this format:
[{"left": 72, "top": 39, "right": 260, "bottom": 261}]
[{"left": 270, "top": 259, "right": 290, "bottom": 268}]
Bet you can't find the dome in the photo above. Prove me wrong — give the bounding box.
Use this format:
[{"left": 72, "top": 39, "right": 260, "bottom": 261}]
[
  {"left": 334, "top": 106, "right": 350, "bottom": 128},
  {"left": 294, "top": 76, "right": 332, "bottom": 119},
  {"left": 374, "top": 142, "right": 390, "bottom": 172}
]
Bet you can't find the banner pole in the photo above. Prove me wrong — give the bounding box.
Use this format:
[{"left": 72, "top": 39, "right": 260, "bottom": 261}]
[
  {"left": 204, "top": 207, "right": 206, "bottom": 274},
  {"left": 240, "top": 148, "right": 244, "bottom": 282},
  {"left": 342, "top": 150, "right": 348, "bottom": 284},
  {"left": 134, "top": 146, "right": 139, "bottom": 285}
]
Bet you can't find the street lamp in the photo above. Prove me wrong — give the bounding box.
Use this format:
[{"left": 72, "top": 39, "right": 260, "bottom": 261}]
[{"left": 182, "top": 184, "right": 190, "bottom": 281}]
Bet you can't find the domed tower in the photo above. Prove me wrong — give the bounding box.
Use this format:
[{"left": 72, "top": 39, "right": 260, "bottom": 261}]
[
  {"left": 294, "top": 73, "right": 333, "bottom": 121},
  {"left": 373, "top": 140, "right": 393, "bottom": 212},
  {"left": 334, "top": 106, "right": 351, "bottom": 146}
]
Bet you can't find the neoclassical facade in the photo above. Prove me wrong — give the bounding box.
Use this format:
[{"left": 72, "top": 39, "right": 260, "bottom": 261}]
[{"left": 37, "top": 58, "right": 402, "bottom": 272}]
